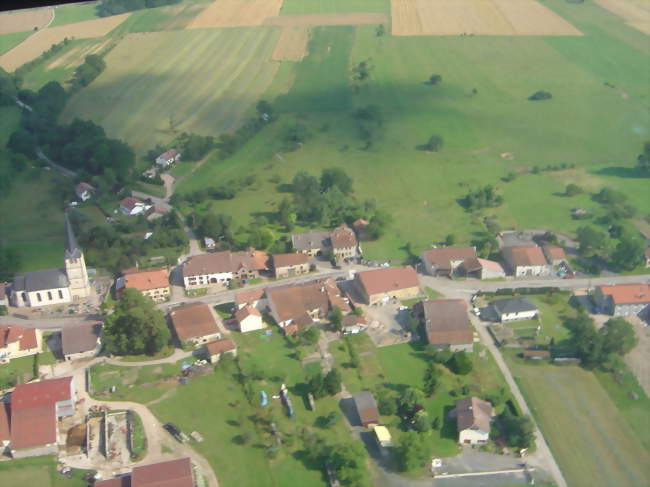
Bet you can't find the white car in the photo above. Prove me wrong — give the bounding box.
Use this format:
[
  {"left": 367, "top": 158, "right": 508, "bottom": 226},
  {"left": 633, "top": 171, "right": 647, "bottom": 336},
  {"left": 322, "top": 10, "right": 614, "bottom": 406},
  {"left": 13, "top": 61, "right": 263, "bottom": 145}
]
[{"left": 398, "top": 305, "right": 409, "bottom": 311}]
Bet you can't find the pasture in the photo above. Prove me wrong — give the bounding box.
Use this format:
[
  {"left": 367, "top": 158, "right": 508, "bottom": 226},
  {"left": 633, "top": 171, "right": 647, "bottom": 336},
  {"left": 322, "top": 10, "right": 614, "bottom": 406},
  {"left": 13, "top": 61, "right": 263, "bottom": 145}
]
[
  {"left": 61, "top": 27, "right": 281, "bottom": 155},
  {"left": 50, "top": 2, "right": 98, "bottom": 28},
  {"left": 391, "top": 0, "right": 582, "bottom": 36},
  {"left": 509, "top": 362, "right": 650, "bottom": 487},
  {"left": 187, "top": 0, "right": 282, "bottom": 28},
  {"left": 0, "top": 13, "right": 130, "bottom": 71}
]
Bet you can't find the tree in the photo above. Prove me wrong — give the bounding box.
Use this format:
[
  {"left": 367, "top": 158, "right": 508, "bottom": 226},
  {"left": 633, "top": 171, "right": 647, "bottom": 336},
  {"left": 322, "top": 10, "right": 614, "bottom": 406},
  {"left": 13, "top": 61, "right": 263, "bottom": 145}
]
[
  {"left": 376, "top": 24, "right": 385, "bottom": 36},
  {"left": 398, "top": 388, "right": 425, "bottom": 419},
  {"left": 432, "top": 416, "right": 441, "bottom": 430},
  {"left": 462, "top": 185, "right": 503, "bottom": 211},
  {"left": 428, "top": 74, "right": 442, "bottom": 85},
  {"left": 300, "top": 326, "right": 320, "bottom": 346},
  {"left": 320, "top": 167, "right": 353, "bottom": 195},
  {"left": 324, "top": 369, "right": 342, "bottom": 396},
  {"left": 319, "top": 411, "right": 339, "bottom": 428},
  {"left": 308, "top": 372, "right": 326, "bottom": 398},
  {"left": 637, "top": 141, "right": 650, "bottom": 175},
  {"left": 376, "top": 386, "right": 397, "bottom": 415},
  {"left": 0, "top": 67, "right": 17, "bottom": 105},
  {"left": 528, "top": 90, "right": 552, "bottom": 101},
  {"left": 330, "top": 306, "right": 343, "bottom": 332},
  {"left": 103, "top": 289, "right": 170, "bottom": 355},
  {"left": 396, "top": 431, "right": 430, "bottom": 472},
  {"left": 412, "top": 410, "right": 431, "bottom": 432},
  {"left": 0, "top": 246, "right": 22, "bottom": 282},
  {"left": 601, "top": 318, "right": 638, "bottom": 357},
  {"left": 447, "top": 351, "right": 473, "bottom": 375},
  {"left": 444, "top": 234, "right": 456, "bottom": 246},
  {"left": 423, "top": 362, "right": 440, "bottom": 397},
  {"left": 256, "top": 100, "right": 273, "bottom": 120},
  {"left": 565, "top": 313, "right": 604, "bottom": 368},
  {"left": 610, "top": 231, "right": 645, "bottom": 271},
  {"left": 328, "top": 441, "right": 369, "bottom": 486},
  {"left": 365, "top": 209, "right": 392, "bottom": 240},
  {"left": 565, "top": 183, "right": 583, "bottom": 196},
  {"left": 498, "top": 409, "right": 535, "bottom": 449},
  {"left": 576, "top": 226, "right": 609, "bottom": 258},
  {"left": 424, "top": 134, "right": 443, "bottom": 152}
]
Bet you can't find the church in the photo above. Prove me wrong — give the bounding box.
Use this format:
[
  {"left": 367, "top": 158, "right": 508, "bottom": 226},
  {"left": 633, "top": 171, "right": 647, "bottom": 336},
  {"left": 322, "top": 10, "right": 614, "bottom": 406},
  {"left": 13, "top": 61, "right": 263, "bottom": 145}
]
[{"left": 10, "top": 217, "right": 92, "bottom": 308}]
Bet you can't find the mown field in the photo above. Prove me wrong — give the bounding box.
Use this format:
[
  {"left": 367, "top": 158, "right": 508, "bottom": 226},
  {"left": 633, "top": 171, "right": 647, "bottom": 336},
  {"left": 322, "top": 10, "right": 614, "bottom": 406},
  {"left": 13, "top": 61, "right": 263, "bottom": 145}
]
[
  {"left": 508, "top": 360, "right": 650, "bottom": 487},
  {"left": 176, "top": 0, "right": 649, "bottom": 259},
  {"left": 50, "top": 2, "right": 99, "bottom": 27},
  {"left": 0, "top": 456, "right": 87, "bottom": 487},
  {"left": 61, "top": 27, "right": 281, "bottom": 155},
  {"left": 280, "top": 0, "right": 391, "bottom": 15},
  {"left": 0, "top": 31, "right": 33, "bottom": 56}
]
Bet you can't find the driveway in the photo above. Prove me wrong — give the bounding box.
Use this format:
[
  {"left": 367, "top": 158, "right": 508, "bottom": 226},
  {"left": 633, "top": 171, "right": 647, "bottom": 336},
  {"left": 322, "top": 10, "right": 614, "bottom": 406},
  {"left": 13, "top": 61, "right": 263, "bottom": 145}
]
[{"left": 362, "top": 301, "right": 413, "bottom": 347}]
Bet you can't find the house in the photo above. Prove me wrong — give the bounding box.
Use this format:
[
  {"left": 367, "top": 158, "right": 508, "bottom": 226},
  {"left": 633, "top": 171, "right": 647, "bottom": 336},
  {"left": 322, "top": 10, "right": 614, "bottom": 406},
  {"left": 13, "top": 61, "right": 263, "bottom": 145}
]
[
  {"left": 291, "top": 231, "right": 331, "bottom": 257},
  {"left": 205, "top": 338, "right": 237, "bottom": 363},
  {"left": 0, "top": 282, "right": 7, "bottom": 307},
  {"left": 459, "top": 257, "right": 505, "bottom": 280},
  {"left": 522, "top": 349, "right": 550, "bottom": 361},
  {"left": 420, "top": 246, "right": 477, "bottom": 277},
  {"left": 542, "top": 245, "right": 566, "bottom": 265},
  {"left": 352, "top": 218, "right": 369, "bottom": 240},
  {"left": 234, "top": 288, "right": 267, "bottom": 311},
  {"left": 330, "top": 224, "right": 359, "bottom": 262},
  {"left": 169, "top": 302, "right": 221, "bottom": 347},
  {"left": 417, "top": 299, "right": 474, "bottom": 352},
  {"left": 61, "top": 321, "right": 102, "bottom": 361},
  {"left": 0, "top": 324, "right": 41, "bottom": 363},
  {"left": 146, "top": 204, "right": 171, "bottom": 220},
  {"left": 501, "top": 246, "right": 552, "bottom": 277},
  {"left": 182, "top": 250, "right": 269, "bottom": 289},
  {"left": 272, "top": 253, "right": 310, "bottom": 278},
  {"left": 342, "top": 314, "right": 367, "bottom": 335},
  {"left": 266, "top": 278, "right": 350, "bottom": 333},
  {"left": 155, "top": 149, "right": 181, "bottom": 167},
  {"left": 491, "top": 297, "right": 539, "bottom": 322},
  {"left": 117, "top": 267, "right": 170, "bottom": 302},
  {"left": 120, "top": 197, "right": 148, "bottom": 216},
  {"left": 353, "top": 391, "right": 379, "bottom": 427},
  {"left": 373, "top": 425, "right": 393, "bottom": 449},
  {"left": 96, "top": 458, "right": 196, "bottom": 487},
  {"left": 594, "top": 283, "right": 650, "bottom": 316},
  {"left": 9, "top": 376, "right": 76, "bottom": 458},
  {"left": 74, "top": 182, "right": 95, "bottom": 201},
  {"left": 353, "top": 266, "right": 420, "bottom": 305},
  {"left": 235, "top": 305, "right": 265, "bottom": 333},
  {"left": 455, "top": 396, "right": 494, "bottom": 445}
]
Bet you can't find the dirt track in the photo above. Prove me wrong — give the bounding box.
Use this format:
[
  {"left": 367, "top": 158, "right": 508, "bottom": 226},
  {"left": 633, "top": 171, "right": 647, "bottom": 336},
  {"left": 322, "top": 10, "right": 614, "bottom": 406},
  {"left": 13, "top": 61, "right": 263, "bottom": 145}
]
[
  {"left": 0, "top": 13, "right": 130, "bottom": 71},
  {"left": 265, "top": 12, "right": 387, "bottom": 26},
  {"left": 272, "top": 25, "right": 310, "bottom": 61},
  {"left": 187, "top": 0, "right": 282, "bottom": 28},
  {"left": 0, "top": 7, "right": 53, "bottom": 35}
]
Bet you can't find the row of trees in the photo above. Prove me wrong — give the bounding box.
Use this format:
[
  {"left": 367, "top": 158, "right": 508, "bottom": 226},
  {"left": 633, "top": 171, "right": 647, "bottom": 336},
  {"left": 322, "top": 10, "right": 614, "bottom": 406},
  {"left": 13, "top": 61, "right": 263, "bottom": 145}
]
[
  {"left": 218, "top": 100, "right": 275, "bottom": 158},
  {"left": 70, "top": 54, "right": 106, "bottom": 90}
]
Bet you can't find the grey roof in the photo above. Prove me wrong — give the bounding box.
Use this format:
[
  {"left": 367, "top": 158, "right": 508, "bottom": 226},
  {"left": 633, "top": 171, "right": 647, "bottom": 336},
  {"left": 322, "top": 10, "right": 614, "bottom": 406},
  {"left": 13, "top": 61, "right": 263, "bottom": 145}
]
[
  {"left": 62, "top": 322, "right": 102, "bottom": 356},
  {"left": 353, "top": 391, "right": 379, "bottom": 425},
  {"left": 13, "top": 269, "right": 69, "bottom": 292},
  {"left": 491, "top": 297, "right": 538, "bottom": 315},
  {"left": 65, "top": 215, "right": 82, "bottom": 259},
  {"left": 291, "top": 231, "right": 331, "bottom": 252}
]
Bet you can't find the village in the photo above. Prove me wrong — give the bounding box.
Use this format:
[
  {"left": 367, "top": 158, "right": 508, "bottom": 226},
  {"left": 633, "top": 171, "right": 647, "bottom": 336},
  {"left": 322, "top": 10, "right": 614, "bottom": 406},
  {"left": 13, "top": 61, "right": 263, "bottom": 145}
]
[{"left": 1, "top": 198, "right": 649, "bottom": 487}]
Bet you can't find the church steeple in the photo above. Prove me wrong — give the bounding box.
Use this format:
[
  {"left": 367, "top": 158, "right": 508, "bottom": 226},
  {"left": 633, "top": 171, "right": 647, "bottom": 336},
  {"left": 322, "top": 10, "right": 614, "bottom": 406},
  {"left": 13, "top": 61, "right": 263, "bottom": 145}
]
[{"left": 64, "top": 213, "right": 82, "bottom": 260}]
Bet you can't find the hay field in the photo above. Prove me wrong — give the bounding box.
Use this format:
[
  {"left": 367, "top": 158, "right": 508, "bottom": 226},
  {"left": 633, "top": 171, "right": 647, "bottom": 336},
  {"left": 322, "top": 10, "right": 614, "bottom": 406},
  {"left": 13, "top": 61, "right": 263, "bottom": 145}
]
[
  {"left": 272, "top": 26, "right": 310, "bottom": 61},
  {"left": 46, "top": 38, "right": 111, "bottom": 71},
  {"left": 62, "top": 28, "right": 281, "bottom": 155},
  {"left": 187, "top": 0, "right": 282, "bottom": 28},
  {"left": 265, "top": 13, "right": 387, "bottom": 26},
  {"left": 0, "top": 13, "right": 130, "bottom": 71},
  {"left": 0, "top": 8, "right": 52, "bottom": 35},
  {"left": 391, "top": 0, "right": 582, "bottom": 36},
  {"left": 595, "top": 0, "right": 650, "bottom": 35}
]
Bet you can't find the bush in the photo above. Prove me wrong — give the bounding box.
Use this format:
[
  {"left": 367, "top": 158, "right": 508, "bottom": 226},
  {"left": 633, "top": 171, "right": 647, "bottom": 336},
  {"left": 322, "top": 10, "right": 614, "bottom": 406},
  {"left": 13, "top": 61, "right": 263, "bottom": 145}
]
[
  {"left": 447, "top": 351, "right": 473, "bottom": 375},
  {"left": 565, "top": 184, "right": 583, "bottom": 196},
  {"left": 528, "top": 90, "right": 552, "bottom": 101}
]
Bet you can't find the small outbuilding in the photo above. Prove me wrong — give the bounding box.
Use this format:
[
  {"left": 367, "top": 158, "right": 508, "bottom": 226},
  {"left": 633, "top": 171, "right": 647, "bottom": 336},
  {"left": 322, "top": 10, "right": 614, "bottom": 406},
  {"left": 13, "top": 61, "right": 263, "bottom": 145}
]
[
  {"left": 235, "top": 305, "right": 265, "bottom": 333},
  {"left": 353, "top": 391, "right": 379, "bottom": 427},
  {"left": 373, "top": 425, "right": 393, "bottom": 449},
  {"left": 62, "top": 321, "right": 102, "bottom": 361},
  {"left": 205, "top": 338, "right": 237, "bottom": 363},
  {"left": 491, "top": 297, "right": 539, "bottom": 322}
]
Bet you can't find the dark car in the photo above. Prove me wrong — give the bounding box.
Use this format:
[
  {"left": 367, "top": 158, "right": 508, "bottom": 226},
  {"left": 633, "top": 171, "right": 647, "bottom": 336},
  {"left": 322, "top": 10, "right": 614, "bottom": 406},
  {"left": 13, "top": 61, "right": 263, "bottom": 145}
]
[{"left": 163, "top": 423, "right": 183, "bottom": 441}]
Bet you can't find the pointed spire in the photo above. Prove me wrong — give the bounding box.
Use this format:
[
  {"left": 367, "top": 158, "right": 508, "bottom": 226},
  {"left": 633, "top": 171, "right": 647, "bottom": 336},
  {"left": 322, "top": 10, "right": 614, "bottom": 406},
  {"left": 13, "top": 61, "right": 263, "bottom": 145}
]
[{"left": 65, "top": 213, "right": 82, "bottom": 260}]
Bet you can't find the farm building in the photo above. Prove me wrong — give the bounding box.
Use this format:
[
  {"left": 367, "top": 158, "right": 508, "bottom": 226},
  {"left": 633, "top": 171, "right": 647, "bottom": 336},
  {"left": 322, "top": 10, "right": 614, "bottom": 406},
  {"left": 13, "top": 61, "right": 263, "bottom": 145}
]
[
  {"left": 353, "top": 391, "right": 380, "bottom": 427},
  {"left": 594, "top": 284, "right": 650, "bottom": 317},
  {"left": 116, "top": 267, "right": 170, "bottom": 302},
  {"left": 501, "top": 246, "right": 552, "bottom": 277},
  {"left": 272, "top": 253, "right": 310, "bottom": 278},
  {"left": 459, "top": 257, "right": 505, "bottom": 280},
  {"left": 169, "top": 302, "right": 222, "bottom": 347},
  {"left": 96, "top": 457, "right": 196, "bottom": 487},
  {"left": 330, "top": 224, "right": 359, "bottom": 262},
  {"left": 491, "top": 297, "right": 539, "bottom": 322},
  {"left": 352, "top": 218, "right": 369, "bottom": 240},
  {"left": 0, "top": 324, "right": 41, "bottom": 363},
  {"left": 342, "top": 314, "right": 367, "bottom": 335},
  {"left": 455, "top": 396, "right": 494, "bottom": 445},
  {"left": 266, "top": 278, "right": 350, "bottom": 332},
  {"left": 523, "top": 349, "right": 551, "bottom": 361},
  {"left": 182, "top": 250, "right": 269, "bottom": 289},
  {"left": 234, "top": 288, "right": 267, "bottom": 311},
  {"left": 420, "top": 246, "right": 477, "bottom": 277},
  {"left": 353, "top": 266, "right": 420, "bottom": 305},
  {"left": 291, "top": 230, "right": 331, "bottom": 256},
  {"left": 416, "top": 299, "right": 474, "bottom": 352},
  {"left": 205, "top": 338, "right": 237, "bottom": 363},
  {"left": 155, "top": 149, "right": 181, "bottom": 167},
  {"left": 61, "top": 321, "right": 102, "bottom": 361},
  {"left": 74, "top": 182, "right": 95, "bottom": 201},
  {"left": 542, "top": 245, "right": 566, "bottom": 265},
  {"left": 235, "top": 305, "right": 264, "bottom": 333}
]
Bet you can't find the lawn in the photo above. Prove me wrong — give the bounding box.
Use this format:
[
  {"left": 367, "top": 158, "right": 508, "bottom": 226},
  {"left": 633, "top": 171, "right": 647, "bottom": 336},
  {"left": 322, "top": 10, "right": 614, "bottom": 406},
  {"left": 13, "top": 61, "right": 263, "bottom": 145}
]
[
  {"left": 50, "top": 2, "right": 98, "bottom": 27},
  {"left": 0, "top": 30, "right": 33, "bottom": 56},
  {"left": 174, "top": 5, "right": 649, "bottom": 260},
  {"left": 508, "top": 359, "right": 650, "bottom": 487},
  {"left": 0, "top": 355, "right": 36, "bottom": 389},
  {"left": 61, "top": 27, "right": 281, "bottom": 155},
  {"left": 0, "top": 456, "right": 88, "bottom": 487}
]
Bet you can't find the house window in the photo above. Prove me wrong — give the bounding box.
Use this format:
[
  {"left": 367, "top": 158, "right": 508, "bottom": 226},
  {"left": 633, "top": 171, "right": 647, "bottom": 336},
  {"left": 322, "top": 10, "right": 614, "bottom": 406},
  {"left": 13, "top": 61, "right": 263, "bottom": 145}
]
[
  {"left": 37, "top": 293, "right": 42, "bottom": 302},
  {"left": 58, "top": 290, "right": 63, "bottom": 299},
  {"left": 47, "top": 291, "right": 52, "bottom": 300}
]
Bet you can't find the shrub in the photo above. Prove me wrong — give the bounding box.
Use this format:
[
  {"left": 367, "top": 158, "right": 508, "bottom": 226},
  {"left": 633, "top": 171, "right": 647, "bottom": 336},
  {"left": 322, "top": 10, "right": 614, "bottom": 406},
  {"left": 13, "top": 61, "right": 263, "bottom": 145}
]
[
  {"left": 447, "top": 351, "right": 473, "bottom": 375},
  {"left": 528, "top": 90, "right": 552, "bottom": 101}
]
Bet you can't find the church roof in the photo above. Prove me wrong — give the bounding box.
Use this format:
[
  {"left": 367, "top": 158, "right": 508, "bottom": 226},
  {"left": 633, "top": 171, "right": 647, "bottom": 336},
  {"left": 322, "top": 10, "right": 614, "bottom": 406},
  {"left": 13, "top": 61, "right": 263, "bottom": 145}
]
[
  {"left": 64, "top": 214, "right": 82, "bottom": 260},
  {"left": 13, "top": 269, "right": 69, "bottom": 292}
]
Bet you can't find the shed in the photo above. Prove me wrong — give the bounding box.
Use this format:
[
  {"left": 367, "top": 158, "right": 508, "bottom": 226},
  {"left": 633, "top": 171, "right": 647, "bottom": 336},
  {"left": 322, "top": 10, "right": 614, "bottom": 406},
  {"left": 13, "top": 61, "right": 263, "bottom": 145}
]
[{"left": 353, "top": 391, "right": 379, "bottom": 427}]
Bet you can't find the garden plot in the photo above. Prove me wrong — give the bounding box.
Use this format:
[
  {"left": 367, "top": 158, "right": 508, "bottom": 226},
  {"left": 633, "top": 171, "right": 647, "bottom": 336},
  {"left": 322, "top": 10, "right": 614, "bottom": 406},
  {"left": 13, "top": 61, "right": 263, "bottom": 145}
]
[
  {"left": 187, "top": 0, "right": 283, "bottom": 28},
  {"left": 391, "top": 0, "right": 582, "bottom": 36}
]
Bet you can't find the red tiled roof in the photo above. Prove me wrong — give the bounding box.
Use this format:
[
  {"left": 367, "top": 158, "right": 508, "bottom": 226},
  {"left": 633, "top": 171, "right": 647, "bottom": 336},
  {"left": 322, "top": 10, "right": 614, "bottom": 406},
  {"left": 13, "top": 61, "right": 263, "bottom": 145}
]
[
  {"left": 132, "top": 457, "right": 194, "bottom": 487},
  {"left": 542, "top": 245, "right": 566, "bottom": 261},
  {"left": 355, "top": 266, "right": 419, "bottom": 296},
  {"left": 421, "top": 299, "right": 473, "bottom": 346},
  {"left": 120, "top": 197, "right": 140, "bottom": 211},
  {"left": 0, "top": 402, "right": 10, "bottom": 443},
  {"left": 234, "top": 288, "right": 265, "bottom": 305},
  {"left": 123, "top": 268, "right": 169, "bottom": 292},
  {"left": 353, "top": 218, "right": 369, "bottom": 227},
  {"left": 272, "top": 253, "right": 309, "bottom": 268},
  {"left": 267, "top": 278, "right": 349, "bottom": 324},
  {"left": 10, "top": 403, "right": 56, "bottom": 450},
  {"left": 75, "top": 182, "right": 94, "bottom": 194},
  {"left": 456, "top": 397, "right": 493, "bottom": 433},
  {"left": 206, "top": 338, "right": 236, "bottom": 356},
  {"left": 11, "top": 377, "right": 73, "bottom": 409},
  {"left": 234, "top": 305, "right": 261, "bottom": 322},
  {"left": 0, "top": 324, "right": 37, "bottom": 351},
  {"left": 598, "top": 284, "right": 650, "bottom": 305},
  {"left": 170, "top": 303, "right": 220, "bottom": 341},
  {"left": 330, "top": 224, "right": 357, "bottom": 248},
  {"left": 157, "top": 149, "right": 179, "bottom": 161},
  {"left": 183, "top": 251, "right": 268, "bottom": 278},
  {"left": 421, "top": 246, "right": 477, "bottom": 271},
  {"left": 95, "top": 477, "right": 132, "bottom": 487}
]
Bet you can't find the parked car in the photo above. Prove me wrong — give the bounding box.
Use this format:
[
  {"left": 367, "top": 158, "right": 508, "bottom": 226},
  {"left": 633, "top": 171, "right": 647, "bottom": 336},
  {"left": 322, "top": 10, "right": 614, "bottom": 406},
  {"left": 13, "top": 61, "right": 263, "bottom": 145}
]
[{"left": 163, "top": 423, "right": 186, "bottom": 442}]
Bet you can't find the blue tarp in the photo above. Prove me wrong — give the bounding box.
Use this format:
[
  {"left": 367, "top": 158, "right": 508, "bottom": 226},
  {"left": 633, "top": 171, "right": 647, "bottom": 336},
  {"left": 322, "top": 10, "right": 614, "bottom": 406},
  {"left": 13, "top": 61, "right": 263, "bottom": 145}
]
[{"left": 260, "top": 391, "right": 268, "bottom": 407}]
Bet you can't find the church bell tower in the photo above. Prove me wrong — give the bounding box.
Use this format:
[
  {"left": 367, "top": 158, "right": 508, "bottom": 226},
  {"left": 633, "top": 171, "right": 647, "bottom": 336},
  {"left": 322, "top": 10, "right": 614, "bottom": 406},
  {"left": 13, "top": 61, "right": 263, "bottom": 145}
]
[{"left": 64, "top": 215, "right": 91, "bottom": 299}]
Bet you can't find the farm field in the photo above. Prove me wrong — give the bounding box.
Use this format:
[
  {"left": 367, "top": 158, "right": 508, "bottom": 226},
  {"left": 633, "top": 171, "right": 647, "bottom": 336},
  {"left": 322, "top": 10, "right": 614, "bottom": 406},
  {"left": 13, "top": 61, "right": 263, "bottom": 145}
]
[
  {"left": 280, "top": 0, "right": 391, "bottom": 15},
  {"left": 272, "top": 26, "right": 310, "bottom": 61},
  {"left": 187, "top": 0, "right": 282, "bottom": 28},
  {"left": 113, "top": 1, "right": 210, "bottom": 34},
  {"left": 50, "top": 2, "right": 98, "bottom": 28},
  {"left": 61, "top": 27, "right": 281, "bottom": 155},
  {"left": 595, "top": 0, "right": 650, "bottom": 35},
  {"left": 177, "top": 0, "right": 650, "bottom": 259},
  {"left": 509, "top": 361, "right": 650, "bottom": 487},
  {"left": 0, "top": 8, "right": 52, "bottom": 34},
  {"left": 265, "top": 13, "right": 387, "bottom": 26},
  {"left": 0, "top": 13, "right": 130, "bottom": 71},
  {"left": 0, "top": 31, "right": 33, "bottom": 56}
]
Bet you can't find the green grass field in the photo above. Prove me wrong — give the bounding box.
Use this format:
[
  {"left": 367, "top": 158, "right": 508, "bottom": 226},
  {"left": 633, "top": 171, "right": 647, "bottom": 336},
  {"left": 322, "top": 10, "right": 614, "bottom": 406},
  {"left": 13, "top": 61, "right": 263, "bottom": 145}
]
[
  {"left": 61, "top": 27, "right": 281, "bottom": 155},
  {"left": 509, "top": 361, "right": 650, "bottom": 487},
  {"left": 50, "top": 2, "right": 98, "bottom": 27},
  {"left": 280, "top": 0, "right": 390, "bottom": 15},
  {"left": 0, "top": 30, "right": 33, "bottom": 56},
  {"left": 0, "top": 457, "right": 87, "bottom": 487}
]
